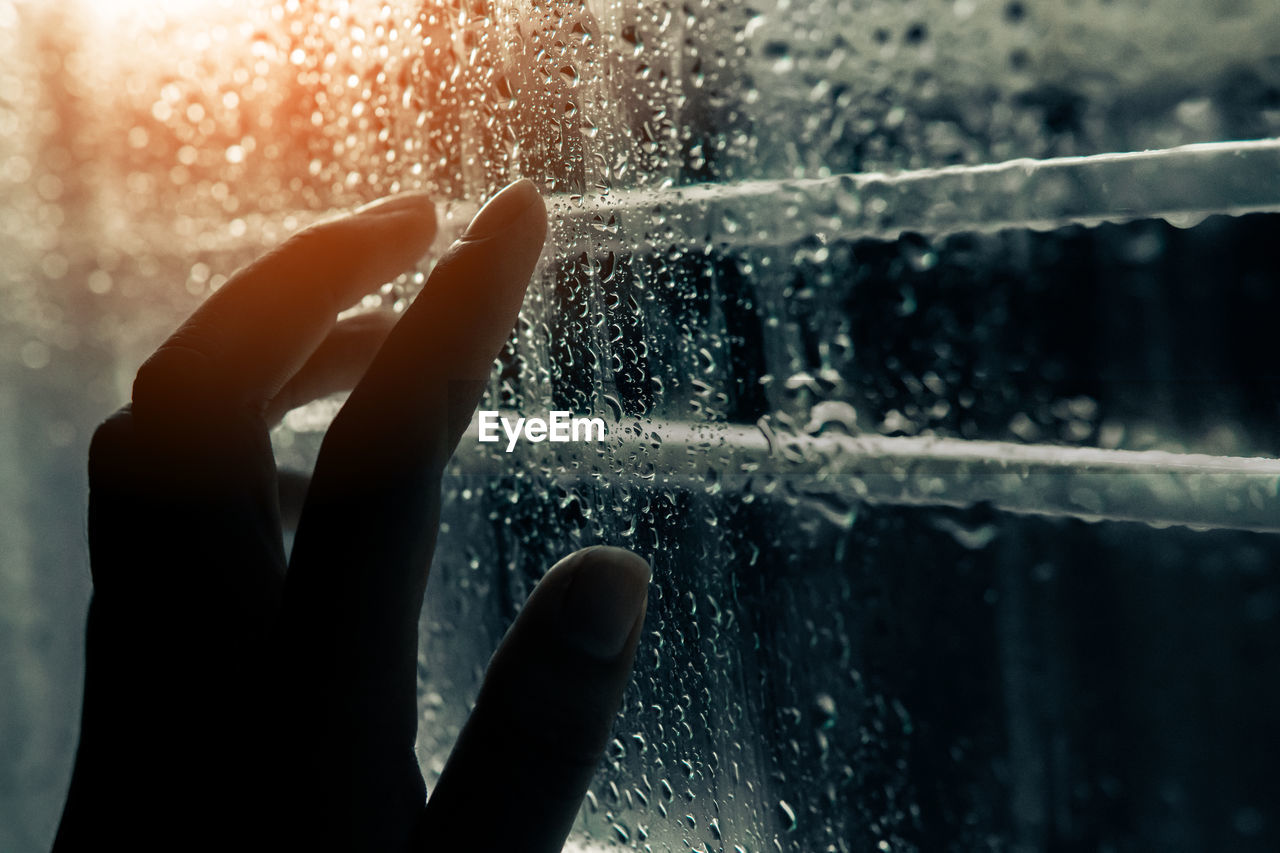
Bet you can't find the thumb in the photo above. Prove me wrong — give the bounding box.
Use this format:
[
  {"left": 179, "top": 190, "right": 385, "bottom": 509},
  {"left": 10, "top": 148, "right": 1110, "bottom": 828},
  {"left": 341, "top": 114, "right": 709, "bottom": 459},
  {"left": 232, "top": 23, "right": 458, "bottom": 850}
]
[{"left": 420, "top": 546, "right": 651, "bottom": 851}]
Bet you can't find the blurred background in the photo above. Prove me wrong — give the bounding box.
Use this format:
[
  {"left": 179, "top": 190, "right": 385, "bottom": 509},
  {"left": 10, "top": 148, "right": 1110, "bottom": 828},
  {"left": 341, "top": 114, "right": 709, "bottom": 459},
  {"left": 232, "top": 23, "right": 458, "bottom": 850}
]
[{"left": 3, "top": 0, "right": 1280, "bottom": 850}]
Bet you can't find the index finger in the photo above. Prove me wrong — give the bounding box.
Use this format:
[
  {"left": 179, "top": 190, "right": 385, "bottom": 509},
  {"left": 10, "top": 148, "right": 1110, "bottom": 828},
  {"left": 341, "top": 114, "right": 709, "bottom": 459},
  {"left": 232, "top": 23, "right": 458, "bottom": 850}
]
[{"left": 278, "top": 180, "right": 546, "bottom": 844}]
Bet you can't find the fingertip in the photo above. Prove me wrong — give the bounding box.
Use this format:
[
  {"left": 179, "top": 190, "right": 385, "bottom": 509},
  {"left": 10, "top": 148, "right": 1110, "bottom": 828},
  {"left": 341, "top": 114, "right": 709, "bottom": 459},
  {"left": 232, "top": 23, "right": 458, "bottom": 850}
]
[
  {"left": 354, "top": 189, "right": 436, "bottom": 220},
  {"left": 555, "top": 546, "right": 651, "bottom": 660},
  {"left": 460, "top": 178, "right": 544, "bottom": 243},
  {"left": 348, "top": 191, "right": 438, "bottom": 256}
]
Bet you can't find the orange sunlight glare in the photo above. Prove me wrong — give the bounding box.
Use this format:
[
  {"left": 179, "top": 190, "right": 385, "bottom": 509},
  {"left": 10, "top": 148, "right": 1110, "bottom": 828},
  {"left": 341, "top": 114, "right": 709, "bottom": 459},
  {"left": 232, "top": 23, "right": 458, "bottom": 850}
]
[{"left": 86, "top": 0, "right": 239, "bottom": 23}]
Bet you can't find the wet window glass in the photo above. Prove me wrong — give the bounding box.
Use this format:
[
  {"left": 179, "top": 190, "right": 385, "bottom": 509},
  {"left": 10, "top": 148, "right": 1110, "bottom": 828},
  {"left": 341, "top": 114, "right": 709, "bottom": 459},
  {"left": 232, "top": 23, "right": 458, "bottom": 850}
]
[{"left": 4, "top": 0, "right": 1280, "bottom": 850}]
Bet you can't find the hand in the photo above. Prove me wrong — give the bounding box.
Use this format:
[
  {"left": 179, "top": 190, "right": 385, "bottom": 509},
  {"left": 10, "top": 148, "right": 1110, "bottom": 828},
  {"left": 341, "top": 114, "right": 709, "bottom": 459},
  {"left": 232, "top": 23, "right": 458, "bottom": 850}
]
[{"left": 53, "top": 179, "right": 651, "bottom": 852}]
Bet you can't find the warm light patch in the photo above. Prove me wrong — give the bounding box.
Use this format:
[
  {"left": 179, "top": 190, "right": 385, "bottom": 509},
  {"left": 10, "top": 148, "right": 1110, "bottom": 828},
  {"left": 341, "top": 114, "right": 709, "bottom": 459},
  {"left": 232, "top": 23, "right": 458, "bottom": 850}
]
[{"left": 86, "top": 0, "right": 239, "bottom": 22}]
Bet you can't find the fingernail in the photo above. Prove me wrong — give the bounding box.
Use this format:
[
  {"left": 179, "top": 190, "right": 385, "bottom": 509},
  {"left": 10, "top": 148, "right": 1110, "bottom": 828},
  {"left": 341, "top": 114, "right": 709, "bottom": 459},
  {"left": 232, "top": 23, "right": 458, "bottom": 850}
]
[
  {"left": 561, "top": 546, "right": 651, "bottom": 659},
  {"left": 354, "top": 191, "right": 434, "bottom": 217},
  {"left": 462, "top": 179, "right": 540, "bottom": 240}
]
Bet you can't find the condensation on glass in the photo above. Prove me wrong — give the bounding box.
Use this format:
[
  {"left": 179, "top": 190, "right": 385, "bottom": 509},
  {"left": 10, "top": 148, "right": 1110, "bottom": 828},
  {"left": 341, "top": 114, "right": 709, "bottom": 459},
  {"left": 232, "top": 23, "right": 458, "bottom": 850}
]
[{"left": 3, "top": 0, "right": 1280, "bottom": 851}]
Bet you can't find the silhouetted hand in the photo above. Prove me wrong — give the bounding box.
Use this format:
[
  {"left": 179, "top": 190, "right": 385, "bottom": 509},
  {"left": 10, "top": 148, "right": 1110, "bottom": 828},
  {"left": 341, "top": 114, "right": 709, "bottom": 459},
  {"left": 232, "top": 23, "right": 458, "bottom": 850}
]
[{"left": 53, "top": 180, "right": 651, "bottom": 852}]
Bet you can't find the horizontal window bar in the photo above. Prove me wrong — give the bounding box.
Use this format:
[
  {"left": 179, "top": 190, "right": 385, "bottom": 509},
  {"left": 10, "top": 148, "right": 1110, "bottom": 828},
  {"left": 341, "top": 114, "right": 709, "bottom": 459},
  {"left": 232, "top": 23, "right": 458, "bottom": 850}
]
[
  {"left": 544, "top": 137, "right": 1280, "bottom": 251},
  {"left": 444, "top": 415, "right": 1280, "bottom": 534}
]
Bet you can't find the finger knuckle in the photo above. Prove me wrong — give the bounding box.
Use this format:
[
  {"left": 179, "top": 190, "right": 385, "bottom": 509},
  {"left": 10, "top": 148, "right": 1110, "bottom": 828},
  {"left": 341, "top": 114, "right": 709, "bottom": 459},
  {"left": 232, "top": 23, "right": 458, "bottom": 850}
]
[
  {"left": 131, "top": 341, "right": 215, "bottom": 412},
  {"left": 88, "top": 408, "right": 137, "bottom": 480}
]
